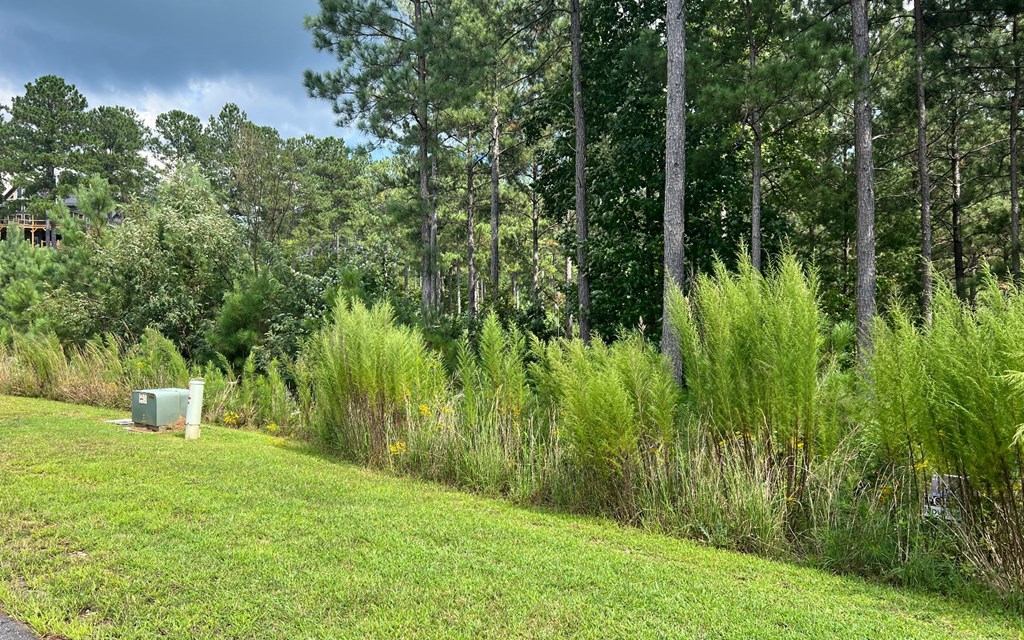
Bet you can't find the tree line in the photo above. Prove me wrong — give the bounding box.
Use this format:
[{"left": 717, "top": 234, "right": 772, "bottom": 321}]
[
  {"left": 3, "top": 0, "right": 1023, "bottom": 367},
  {"left": 303, "top": 0, "right": 1024, "bottom": 361}
]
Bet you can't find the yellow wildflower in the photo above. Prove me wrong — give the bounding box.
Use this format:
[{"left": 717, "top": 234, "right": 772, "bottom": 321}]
[
  {"left": 389, "top": 440, "right": 407, "bottom": 456},
  {"left": 418, "top": 404, "right": 430, "bottom": 417}
]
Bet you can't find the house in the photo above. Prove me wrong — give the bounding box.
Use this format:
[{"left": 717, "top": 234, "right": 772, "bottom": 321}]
[{"left": 0, "top": 177, "right": 122, "bottom": 247}]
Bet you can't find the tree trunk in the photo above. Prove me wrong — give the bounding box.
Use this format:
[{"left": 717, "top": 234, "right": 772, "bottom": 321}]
[
  {"left": 751, "top": 118, "right": 763, "bottom": 272},
  {"left": 915, "top": 0, "right": 933, "bottom": 323},
  {"left": 1011, "top": 14, "right": 1022, "bottom": 281},
  {"left": 490, "top": 106, "right": 501, "bottom": 295},
  {"left": 430, "top": 146, "right": 439, "bottom": 309},
  {"left": 662, "top": 0, "right": 686, "bottom": 380},
  {"left": 852, "top": 0, "right": 876, "bottom": 356},
  {"left": 951, "top": 106, "right": 966, "bottom": 300},
  {"left": 745, "top": 0, "right": 762, "bottom": 272},
  {"left": 467, "top": 144, "right": 478, "bottom": 317},
  {"left": 457, "top": 260, "right": 463, "bottom": 315},
  {"left": 531, "top": 162, "right": 540, "bottom": 303},
  {"left": 414, "top": 0, "right": 436, "bottom": 314},
  {"left": 570, "top": 0, "right": 591, "bottom": 343}
]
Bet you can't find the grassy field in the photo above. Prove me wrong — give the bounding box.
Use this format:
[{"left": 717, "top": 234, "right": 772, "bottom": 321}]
[{"left": 0, "top": 396, "right": 1021, "bottom": 640}]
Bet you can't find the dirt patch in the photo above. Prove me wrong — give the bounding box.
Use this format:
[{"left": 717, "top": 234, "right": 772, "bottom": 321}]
[{"left": 123, "top": 417, "right": 185, "bottom": 434}]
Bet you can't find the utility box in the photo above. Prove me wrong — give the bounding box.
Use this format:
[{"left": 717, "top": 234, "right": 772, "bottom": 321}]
[{"left": 131, "top": 388, "right": 189, "bottom": 429}]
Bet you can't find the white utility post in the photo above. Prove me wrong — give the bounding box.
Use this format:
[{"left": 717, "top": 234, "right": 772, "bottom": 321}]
[{"left": 185, "top": 379, "right": 205, "bottom": 440}]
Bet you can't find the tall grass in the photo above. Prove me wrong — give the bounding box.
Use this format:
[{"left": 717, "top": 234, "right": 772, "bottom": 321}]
[
  {"left": 0, "top": 328, "right": 295, "bottom": 431},
  {"left": 869, "top": 278, "right": 1024, "bottom": 596},
  {"left": 538, "top": 333, "right": 680, "bottom": 516},
  {"left": 305, "top": 297, "right": 446, "bottom": 462},
  {"left": 667, "top": 253, "right": 829, "bottom": 514},
  {"left": 0, "top": 329, "right": 188, "bottom": 408}
]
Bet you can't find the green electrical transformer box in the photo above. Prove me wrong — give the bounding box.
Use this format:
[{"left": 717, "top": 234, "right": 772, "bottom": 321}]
[{"left": 132, "top": 388, "right": 189, "bottom": 428}]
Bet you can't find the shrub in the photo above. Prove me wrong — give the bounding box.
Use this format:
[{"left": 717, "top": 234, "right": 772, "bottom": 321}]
[{"left": 667, "top": 253, "right": 827, "bottom": 503}]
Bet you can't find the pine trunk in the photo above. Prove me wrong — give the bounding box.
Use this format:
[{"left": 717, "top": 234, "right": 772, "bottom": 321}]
[
  {"left": 852, "top": 0, "right": 876, "bottom": 356},
  {"left": 662, "top": 0, "right": 686, "bottom": 380},
  {"left": 915, "top": 0, "right": 933, "bottom": 322},
  {"left": 467, "top": 144, "right": 478, "bottom": 317},
  {"left": 1011, "top": 15, "right": 1022, "bottom": 280},
  {"left": 532, "top": 163, "right": 541, "bottom": 302},
  {"left": 570, "top": 0, "right": 591, "bottom": 342},
  {"left": 745, "top": 0, "right": 762, "bottom": 272},
  {"left": 414, "top": 0, "right": 436, "bottom": 314},
  {"left": 490, "top": 107, "right": 501, "bottom": 294},
  {"left": 951, "top": 107, "right": 966, "bottom": 300}
]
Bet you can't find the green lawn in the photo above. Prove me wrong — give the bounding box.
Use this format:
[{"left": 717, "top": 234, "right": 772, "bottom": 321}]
[{"left": 0, "top": 396, "right": 1020, "bottom": 640}]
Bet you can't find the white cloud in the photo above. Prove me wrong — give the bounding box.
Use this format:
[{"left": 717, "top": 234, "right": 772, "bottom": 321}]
[{"left": 0, "top": 73, "right": 370, "bottom": 146}]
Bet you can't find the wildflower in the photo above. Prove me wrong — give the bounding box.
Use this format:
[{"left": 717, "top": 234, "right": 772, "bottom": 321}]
[
  {"left": 266, "top": 422, "right": 278, "bottom": 433},
  {"left": 418, "top": 404, "right": 430, "bottom": 417},
  {"left": 389, "top": 440, "right": 407, "bottom": 456},
  {"left": 797, "top": 441, "right": 804, "bottom": 450}
]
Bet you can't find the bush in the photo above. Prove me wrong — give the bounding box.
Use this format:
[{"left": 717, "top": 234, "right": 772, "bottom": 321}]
[
  {"left": 667, "top": 253, "right": 829, "bottom": 507},
  {"left": 539, "top": 333, "right": 680, "bottom": 515}
]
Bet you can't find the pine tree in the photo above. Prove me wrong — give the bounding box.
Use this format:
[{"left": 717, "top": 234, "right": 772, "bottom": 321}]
[{"left": 0, "top": 75, "right": 90, "bottom": 199}]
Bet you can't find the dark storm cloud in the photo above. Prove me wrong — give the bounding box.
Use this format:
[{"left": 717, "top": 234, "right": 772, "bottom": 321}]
[{"left": 0, "top": 0, "right": 353, "bottom": 140}]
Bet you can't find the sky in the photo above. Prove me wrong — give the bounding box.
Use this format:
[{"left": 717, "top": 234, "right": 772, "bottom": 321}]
[{"left": 0, "top": 0, "right": 361, "bottom": 142}]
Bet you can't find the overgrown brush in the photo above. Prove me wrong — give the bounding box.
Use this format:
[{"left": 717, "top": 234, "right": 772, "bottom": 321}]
[
  {"left": 0, "top": 328, "right": 294, "bottom": 431},
  {"left": 537, "top": 333, "right": 680, "bottom": 516},
  {"left": 667, "top": 253, "right": 831, "bottom": 513},
  {"left": 870, "top": 278, "right": 1024, "bottom": 596},
  {"left": 305, "top": 297, "right": 445, "bottom": 462}
]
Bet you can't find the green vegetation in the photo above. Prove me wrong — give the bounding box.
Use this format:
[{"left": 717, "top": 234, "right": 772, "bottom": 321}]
[
  {"left": 0, "top": 329, "right": 296, "bottom": 434},
  {"left": 5, "top": 255, "right": 1024, "bottom": 603},
  {"left": 5, "top": 0, "right": 1024, "bottom": 627},
  {"left": 869, "top": 280, "right": 1024, "bottom": 594},
  {"left": 1, "top": 395, "right": 1022, "bottom": 640},
  {"left": 293, "top": 258, "right": 1024, "bottom": 603}
]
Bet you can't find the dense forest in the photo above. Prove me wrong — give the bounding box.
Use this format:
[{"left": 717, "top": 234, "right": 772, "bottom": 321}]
[
  {"left": 3, "top": 0, "right": 1024, "bottom": 603},
  {"left": 3, "top": 0, "right": 1023, "bottom": 356}
]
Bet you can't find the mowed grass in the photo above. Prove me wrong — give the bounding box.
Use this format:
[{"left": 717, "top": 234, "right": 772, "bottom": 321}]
[{"left": 0, "top": 396, "right": 1020, "bottom": 640}]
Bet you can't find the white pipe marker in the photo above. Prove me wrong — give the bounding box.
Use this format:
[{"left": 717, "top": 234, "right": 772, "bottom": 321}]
[{"left": 185, "top": 379, "right": 205, "bottom": 440}]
